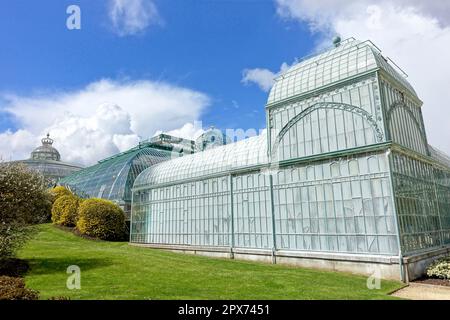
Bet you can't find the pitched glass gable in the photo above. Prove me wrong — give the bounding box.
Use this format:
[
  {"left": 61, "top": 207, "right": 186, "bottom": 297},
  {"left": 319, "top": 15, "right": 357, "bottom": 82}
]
[{"left": 268, "top": 39, "right": 417, "bottom": 105}]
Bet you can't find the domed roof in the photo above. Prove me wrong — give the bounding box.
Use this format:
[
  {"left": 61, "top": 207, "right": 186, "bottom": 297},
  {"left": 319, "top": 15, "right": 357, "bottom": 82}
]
[
  {"left": 195, "top": 127, "right": 232, "bottom": 151},
  {"left": 30, "top": 134, "right": 61, "bottom": 161},
  {"left": 267, "top": 38, "right": 418, "bottom": 106}
]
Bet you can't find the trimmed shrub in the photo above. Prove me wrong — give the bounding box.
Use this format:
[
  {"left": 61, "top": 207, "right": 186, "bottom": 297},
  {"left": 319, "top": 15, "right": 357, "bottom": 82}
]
[
  {"left": 49, "top": 186, "right": 72, "bottom": 204},
  {"left": 0, "top": 276, "right": 39, "bottom": 300},
  {"left": 51, "top": 195, "right": 80, "bottom": 227},
  {"left": 427, "top": 257, "right": 450, "bottom": 280},
  {"left": 77, "top": 198, "right": 125, "bottom": 240}
]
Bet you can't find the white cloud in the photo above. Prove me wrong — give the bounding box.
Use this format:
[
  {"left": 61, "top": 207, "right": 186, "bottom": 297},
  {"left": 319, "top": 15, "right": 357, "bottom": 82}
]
[
  {"left": 0, "top": 129, "right": 37, "bottom": 162},
  {"left": 112, "top": 133, "right": 140, "bottom": 151},
  {"left": 241, "top": 68, "right": 277, "bottom": 92},
  {"left": 41, "top": 104, "right": 140, "bottom": 166},
  {"left": 108, "top": 0, "right": 162, "bottom": 36},
  {"left": 241, "top": 63, "right": 290, "bottom": 92},
  {"left": 158, "top": 121, "right": 205, "bottom": 141},
  {"left": 276, "top": 0, "right": 450, "bottom": 32},
  {"left": 0, "top": 79, "right": 210, "bottom": 166},
  {"left": 275, "top": 0, "right": 450, "bottom": 155}
]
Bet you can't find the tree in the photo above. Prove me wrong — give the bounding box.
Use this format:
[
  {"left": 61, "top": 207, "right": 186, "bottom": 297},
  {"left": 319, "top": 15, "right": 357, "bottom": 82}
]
[{"left": 0, "top": 162, "right": 51, "bottom": 259}]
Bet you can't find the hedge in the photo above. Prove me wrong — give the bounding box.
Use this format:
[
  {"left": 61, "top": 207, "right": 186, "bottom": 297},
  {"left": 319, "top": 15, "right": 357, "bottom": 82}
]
[
  {"left": 76, "top": 198, "right": 125, "bottom": 240},
  {"left": 51, "top": 195, "right": 80, "bottom": 227}
]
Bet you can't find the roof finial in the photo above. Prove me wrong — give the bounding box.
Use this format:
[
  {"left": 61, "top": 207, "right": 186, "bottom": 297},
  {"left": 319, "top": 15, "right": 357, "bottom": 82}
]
[
  {"left": 333, "top": 36, "right": 341, "bottom": 47},
  {"left": 42, "top": 133, "right": 53, "bottom": 145}
]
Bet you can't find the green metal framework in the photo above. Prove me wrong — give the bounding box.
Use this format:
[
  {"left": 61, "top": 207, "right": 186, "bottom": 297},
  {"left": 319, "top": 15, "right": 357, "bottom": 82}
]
[
  {"left": 134, "top": 135, "right": 268, "bottom": 187},
  {"left": 130, "top": 38, "right": 450, "bottom": 270},
  {"left": 18, "top": 159, "right": 82, "bottom": 186},
  {"left": 60, "top": 145, "right": 175, "bottom": 209}
]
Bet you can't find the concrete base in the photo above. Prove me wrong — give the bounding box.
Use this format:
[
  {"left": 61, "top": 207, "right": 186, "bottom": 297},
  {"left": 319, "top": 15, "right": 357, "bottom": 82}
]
[{"left": 402, "top": 246, "right": 450, "bottom": 282}]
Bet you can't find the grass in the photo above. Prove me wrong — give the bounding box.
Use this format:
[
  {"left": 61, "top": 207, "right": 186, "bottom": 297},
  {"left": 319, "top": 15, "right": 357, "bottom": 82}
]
[{"left": 18, "top": 224, "right": 404, "bottom": 300}]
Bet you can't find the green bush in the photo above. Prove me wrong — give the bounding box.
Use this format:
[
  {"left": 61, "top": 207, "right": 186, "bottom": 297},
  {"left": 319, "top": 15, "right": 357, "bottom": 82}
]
[
  {"left": 49, "top": 186, "right": 72, "bottom": 203},
  {"left": 0, "top": 162, "right": 50, "bottom": 260},
  {"left": 426, "top": 257, "right": 450, "bottom": 280},
  {"left": 0, "top": 276, "right": 39, "bottom": 300},
  {"left": 35, "top": 192, "right": 53, "bottom": 222},
  {"left": 51, "top": 195, "right": 80, "bottom": 227},
  {"left": 77, "top": 198, "right": 125, "bottom": 240}
]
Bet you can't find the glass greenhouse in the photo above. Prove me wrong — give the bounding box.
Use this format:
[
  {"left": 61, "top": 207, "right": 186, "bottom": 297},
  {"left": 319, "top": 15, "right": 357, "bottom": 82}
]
[
  {"left": 60, "top": 136, "right": 188, "bottom": 217},
  {"left": 130, "top": 38, "right": 450, "bottom": 281},
  {"left": 14, "top": 134, "right": 83, "bottom": 185}
]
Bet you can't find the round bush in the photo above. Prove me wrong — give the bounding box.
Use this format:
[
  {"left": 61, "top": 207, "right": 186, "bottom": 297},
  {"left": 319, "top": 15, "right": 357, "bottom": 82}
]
[
  {"left": 51, "top": 195, "right": 80, "bottom": 227},
  {"left": 49, "top": 186, "right": 72, "bottom": 204},
  {"left": 77, "top": 198, "right": 125, "bottom": 240}
]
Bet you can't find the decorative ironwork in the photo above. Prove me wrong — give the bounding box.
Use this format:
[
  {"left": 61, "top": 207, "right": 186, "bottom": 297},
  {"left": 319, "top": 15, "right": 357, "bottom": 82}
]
[
  {"left": 387, "top": 101, "right": 426, "bottom": 136},
  {"left": 271, "top": 102, "right": 384, "bottom": 159}
]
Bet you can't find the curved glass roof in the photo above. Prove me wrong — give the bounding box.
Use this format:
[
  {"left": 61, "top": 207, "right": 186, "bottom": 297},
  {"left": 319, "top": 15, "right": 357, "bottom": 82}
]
[
  {"left": 18, "top": 159, "right": 82, "bottom": 185},
  {"left": 60, "top": 146, "right": 174, "bottom": 202},
  {"left": 134, "top": 134, "right": 268, "bottom": 188},
  {"left": 267, "top": 39, "right": 417, "bottom": 105}
]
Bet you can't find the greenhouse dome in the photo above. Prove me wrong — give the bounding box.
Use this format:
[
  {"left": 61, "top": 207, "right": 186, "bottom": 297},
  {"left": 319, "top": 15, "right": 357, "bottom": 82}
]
[
  {"left": 30, "top": 134, "right": 61, "bottom": 161},
  {"left": 195, "top": 127, "right": 232, "bottom": 151},
  {"left": 13, "top": 134, "right": 82, "bottom": 185}
]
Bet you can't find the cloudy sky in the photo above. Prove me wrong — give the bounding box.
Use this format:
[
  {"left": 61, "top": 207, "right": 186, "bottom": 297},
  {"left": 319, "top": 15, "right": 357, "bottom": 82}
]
[{"left": 0, "top": 0, "right": 449, "bottom": 166}]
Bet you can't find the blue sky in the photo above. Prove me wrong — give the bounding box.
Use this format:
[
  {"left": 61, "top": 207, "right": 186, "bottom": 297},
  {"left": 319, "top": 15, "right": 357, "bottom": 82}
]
[
  {"left": 1, "top": 0, "right": 449, "bottom": 165},
  {"left": 0, "top": 0, "right": 315, "bottom": 133}
]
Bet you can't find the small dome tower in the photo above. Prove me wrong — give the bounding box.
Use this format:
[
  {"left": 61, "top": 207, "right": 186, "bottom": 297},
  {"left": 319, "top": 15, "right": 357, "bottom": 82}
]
[
  {"left": 195, "top": 127, "right": 231, "bottom": 151},
  {"left": 30, "top": 133, "right": 61, "bottom": 161}
]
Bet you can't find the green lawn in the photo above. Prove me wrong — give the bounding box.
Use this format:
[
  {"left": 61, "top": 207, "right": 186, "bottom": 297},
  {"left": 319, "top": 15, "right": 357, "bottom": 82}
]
[{"left": 18, "top": 224, "right": 404, "bottom": 300}]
